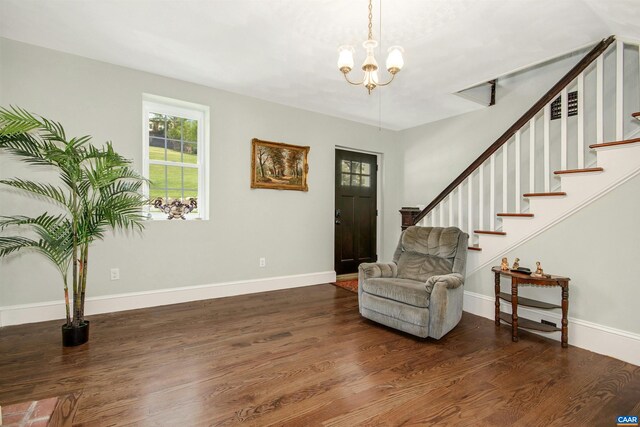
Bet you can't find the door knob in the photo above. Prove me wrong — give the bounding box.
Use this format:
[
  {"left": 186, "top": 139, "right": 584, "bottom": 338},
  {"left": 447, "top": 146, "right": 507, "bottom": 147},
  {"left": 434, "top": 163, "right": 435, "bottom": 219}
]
[{"left": 335, "top": 219, "right": 341, "bottom": 225}]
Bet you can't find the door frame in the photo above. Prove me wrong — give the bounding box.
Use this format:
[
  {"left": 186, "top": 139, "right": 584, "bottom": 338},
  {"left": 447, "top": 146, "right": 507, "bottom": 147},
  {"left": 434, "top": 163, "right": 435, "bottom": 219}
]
[{"left": 334, "top": 145, "right": 383, "bottom": 271}]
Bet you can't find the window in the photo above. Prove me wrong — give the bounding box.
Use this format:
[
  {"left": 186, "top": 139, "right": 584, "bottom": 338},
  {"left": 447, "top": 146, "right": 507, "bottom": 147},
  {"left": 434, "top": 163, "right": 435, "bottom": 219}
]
[
  {"left": 143, "top": 95, "right": 209, "bottom": 220},
  {"left": 340, "top": 160, "right": 371, "bottom": 187}
]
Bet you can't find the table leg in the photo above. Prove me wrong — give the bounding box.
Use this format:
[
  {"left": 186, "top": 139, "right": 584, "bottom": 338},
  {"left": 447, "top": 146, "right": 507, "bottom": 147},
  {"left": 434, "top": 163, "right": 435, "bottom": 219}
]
[
  {"left": 561, "top": 284, "right": 569, "bottom": 348},
  {"left": 495, "top": 272, "right": 500, "bottom": 327},
  {"left": 511, "top": 278, "right": 518, "bottom": 342}
]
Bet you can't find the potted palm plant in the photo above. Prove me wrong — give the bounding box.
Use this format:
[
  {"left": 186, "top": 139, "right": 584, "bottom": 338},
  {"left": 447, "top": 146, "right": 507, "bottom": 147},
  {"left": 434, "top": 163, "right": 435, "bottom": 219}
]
[{"left": 0, "top": 107, "right": 147, "bottom": 346}]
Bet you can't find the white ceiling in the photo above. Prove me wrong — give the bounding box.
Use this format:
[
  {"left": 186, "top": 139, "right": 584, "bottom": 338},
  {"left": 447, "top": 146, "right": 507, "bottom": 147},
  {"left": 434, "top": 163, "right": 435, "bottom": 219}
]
[{"left": 1, "top": 0, "right": 639, "bottom": 130}]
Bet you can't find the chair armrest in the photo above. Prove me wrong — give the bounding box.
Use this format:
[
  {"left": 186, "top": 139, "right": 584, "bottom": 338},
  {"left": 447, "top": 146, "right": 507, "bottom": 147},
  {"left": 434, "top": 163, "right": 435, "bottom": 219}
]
[
  {"left": 426, "top": 273, "right": 464, "bottom": 293},
  {"left": 358, "top": 262, "right": 398, "bottom": 280}
]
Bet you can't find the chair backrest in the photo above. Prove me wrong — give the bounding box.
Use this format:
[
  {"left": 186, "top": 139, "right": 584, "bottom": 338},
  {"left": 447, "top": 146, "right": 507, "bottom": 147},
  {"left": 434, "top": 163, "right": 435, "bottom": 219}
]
[{"left": 392, "top": 226, "right": 469, "bottom": 282}]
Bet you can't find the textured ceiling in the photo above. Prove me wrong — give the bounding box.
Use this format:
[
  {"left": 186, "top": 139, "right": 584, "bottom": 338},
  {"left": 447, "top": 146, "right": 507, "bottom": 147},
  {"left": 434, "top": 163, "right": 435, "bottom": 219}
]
[{"left": 1, "top": 0, "right": 639, "bottom": 130}]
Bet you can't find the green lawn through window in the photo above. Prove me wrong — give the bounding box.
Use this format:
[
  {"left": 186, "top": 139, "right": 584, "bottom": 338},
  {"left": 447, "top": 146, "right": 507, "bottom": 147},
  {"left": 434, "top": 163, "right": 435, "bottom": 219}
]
[{"left": 149, "top": 147, "right": 198, "bottom": 199}]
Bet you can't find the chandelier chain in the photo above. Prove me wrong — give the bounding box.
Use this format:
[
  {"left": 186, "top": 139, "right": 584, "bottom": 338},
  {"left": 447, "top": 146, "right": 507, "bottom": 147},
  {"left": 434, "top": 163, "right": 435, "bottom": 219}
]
[{"left": 367, "top": 0, "right": 373, "bottom": 40}]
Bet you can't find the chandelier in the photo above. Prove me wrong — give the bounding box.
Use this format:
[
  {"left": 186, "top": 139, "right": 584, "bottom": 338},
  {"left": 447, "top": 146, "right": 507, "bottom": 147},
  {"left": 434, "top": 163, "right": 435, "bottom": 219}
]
[{"left": 337, "top": 0, "right": 404, "bottom": 94}]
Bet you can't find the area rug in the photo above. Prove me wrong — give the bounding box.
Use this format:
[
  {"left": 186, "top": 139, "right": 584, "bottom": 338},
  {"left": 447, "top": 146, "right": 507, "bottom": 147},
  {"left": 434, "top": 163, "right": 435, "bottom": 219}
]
[{"left": 332, "top": 279, "right": 358, "bottom": 293}]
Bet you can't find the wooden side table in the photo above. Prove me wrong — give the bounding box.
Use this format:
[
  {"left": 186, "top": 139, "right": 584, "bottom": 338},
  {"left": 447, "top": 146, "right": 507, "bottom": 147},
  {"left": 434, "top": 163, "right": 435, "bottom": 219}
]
[{"left": 492, "top": 266, "right": 571, "bottom": 348}]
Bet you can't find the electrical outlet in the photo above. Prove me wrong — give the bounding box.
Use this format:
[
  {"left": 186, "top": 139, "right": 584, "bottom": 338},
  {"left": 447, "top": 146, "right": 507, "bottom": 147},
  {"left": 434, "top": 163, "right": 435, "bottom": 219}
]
[
  {"left": 259, "top": 257, "right": 266, "bottom": 268},
  {"left": 110, "top": 268, "right": 120, "bottom": 281}
]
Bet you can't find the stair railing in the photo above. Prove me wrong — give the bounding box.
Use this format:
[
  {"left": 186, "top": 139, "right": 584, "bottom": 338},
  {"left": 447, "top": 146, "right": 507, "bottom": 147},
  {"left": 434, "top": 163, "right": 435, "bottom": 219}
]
[{"left": 409, "top": 35, "right": 640, "bottom": 248}]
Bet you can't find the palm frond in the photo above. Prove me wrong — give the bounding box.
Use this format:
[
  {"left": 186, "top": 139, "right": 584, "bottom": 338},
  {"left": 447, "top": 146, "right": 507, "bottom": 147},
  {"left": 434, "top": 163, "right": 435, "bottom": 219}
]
[
  {"left": 0, "top": 213, "right": 67, "bottom": 231},
  {"left": 0, "top": 236, "right": 71, "bottom": 270},
  {"left": 0, "top": 106, "right": 42, "bottom": 136},
  {"left": 0, "top": 236, "right": 38, "bottom": 257},
  {"left": 0, "top": 178, "right": 70, "bottom": 207}
]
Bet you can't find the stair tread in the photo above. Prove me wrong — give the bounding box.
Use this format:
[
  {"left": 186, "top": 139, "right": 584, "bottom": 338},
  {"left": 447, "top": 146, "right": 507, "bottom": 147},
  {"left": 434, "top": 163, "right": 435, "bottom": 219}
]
[
  {"left": 468, "top": 246, "right": 482, "bottom": 251},
  {"left": 589, "top": 137, "right": 640, "bottom": 149},
  {"left": 497, "top": 213, "right": 534, "bottom": 217},
  {"left": 554, "top": 167, "right": 603, "bottom": 175},
  {"left": 523, "top": 192, "right": 567, "bottom": 197},
  {"left": 474, "top": 230, "right": 507, "bottom": 235}
]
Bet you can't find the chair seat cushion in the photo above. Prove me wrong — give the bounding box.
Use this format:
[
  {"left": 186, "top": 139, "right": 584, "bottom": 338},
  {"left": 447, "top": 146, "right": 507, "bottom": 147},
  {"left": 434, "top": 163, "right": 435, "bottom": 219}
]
[{"left": 362, "top": 278, "right": 431, "bottom": 308}]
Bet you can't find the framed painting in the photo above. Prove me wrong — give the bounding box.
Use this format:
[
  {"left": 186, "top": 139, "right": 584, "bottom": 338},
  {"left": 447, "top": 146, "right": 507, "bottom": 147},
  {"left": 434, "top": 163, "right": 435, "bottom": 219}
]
[{"left": 251, "top": 138, "right": 310, "bottom": 191}]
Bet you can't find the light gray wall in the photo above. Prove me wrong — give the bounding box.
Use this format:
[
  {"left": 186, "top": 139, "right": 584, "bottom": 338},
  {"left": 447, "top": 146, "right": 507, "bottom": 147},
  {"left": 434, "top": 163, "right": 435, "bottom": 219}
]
[
  {"left": 399, "top": 51, "right": 640, "bottom": 334},
  {"left": 0, "top": 38, "right": 403, "bottom": 306},
  {"left": 464, "top": 173, "right": 640, "bottom": 334}
]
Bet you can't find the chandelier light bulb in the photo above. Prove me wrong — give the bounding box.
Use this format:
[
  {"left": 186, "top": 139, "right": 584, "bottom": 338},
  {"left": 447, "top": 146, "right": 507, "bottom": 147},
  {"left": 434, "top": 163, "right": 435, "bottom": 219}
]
[
  {"left": 337, "top": 45, "right": 355, "bottom": 73},
  {"left": 363, "top": 70, "right": 379, "bottom": 94},
  {"left": 386, "top": 46, "right": 404, "bottom": 74}
]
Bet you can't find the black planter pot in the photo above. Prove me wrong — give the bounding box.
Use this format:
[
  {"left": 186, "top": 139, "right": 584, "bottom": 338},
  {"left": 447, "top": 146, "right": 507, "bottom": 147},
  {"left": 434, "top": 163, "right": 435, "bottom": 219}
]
[{"left": 61, "top": 320, "right": 90, "bottom": 347}]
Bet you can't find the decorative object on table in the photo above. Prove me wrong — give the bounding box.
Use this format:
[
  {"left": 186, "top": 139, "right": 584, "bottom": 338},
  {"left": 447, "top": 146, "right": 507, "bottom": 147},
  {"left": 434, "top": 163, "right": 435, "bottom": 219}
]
[
  {"left": 0, "top": 107, "right": 147, "bottom": 346},
  {"left": 500, "top": 257, "right": 509, "bottom": 271},
  {"left": 152, "top": 197, "right": 197, "bottom": 220},
  {"left": 337, "top": 0, "right": 405, "bottom": 94},
  {"left": 251, "top": 138, "right": 309, "bottom": 191},
  {"left": 511, "top": 257, "right": 520, "bottom": 270},
  {"left": 531, "top": 261, "right": 545, "bottom": 278}
]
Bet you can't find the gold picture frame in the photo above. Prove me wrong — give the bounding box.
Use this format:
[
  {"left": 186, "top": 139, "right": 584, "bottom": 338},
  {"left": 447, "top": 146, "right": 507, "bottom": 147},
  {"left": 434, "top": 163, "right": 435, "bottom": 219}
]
[{"left": 251, "top": 138, "right": 309, "bottom": 191}]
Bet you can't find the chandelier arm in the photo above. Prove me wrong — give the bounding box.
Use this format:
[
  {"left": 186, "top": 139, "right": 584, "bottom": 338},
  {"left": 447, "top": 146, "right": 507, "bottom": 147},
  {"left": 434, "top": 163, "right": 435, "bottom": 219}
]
[
  {"left": 343, "top": 72, "right": 365, "bottom": 86},
  {"left": 376, "top": 73, "right": 396, "bottom": 87}
]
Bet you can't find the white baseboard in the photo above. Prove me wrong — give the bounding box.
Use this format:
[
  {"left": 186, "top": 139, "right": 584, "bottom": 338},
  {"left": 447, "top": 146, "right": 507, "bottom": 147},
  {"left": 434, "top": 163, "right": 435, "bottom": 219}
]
[
  {"left": 463, "top": 290, "right": 640, "bottom": 366},
  {"left": 0, "top": 270, "right": 337, "bottom": 327}
]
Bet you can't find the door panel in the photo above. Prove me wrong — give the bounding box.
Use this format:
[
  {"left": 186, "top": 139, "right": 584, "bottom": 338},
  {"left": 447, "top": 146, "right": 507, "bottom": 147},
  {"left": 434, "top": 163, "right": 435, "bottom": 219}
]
[{"left": 335, "top": 149, "right": 377, "bottom": 275}]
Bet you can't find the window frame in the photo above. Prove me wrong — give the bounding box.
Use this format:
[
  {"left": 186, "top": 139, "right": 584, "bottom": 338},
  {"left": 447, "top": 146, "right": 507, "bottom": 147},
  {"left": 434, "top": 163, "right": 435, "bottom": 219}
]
[{"left": 142, "top": 94, "right": 210, "bottom": 220}]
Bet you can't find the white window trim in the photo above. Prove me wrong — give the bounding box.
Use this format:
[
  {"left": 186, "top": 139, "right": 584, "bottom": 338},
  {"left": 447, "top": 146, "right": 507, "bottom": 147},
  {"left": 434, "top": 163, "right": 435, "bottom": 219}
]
[{"left": 142, "top": 94, "right": 210, "bottom": 220}]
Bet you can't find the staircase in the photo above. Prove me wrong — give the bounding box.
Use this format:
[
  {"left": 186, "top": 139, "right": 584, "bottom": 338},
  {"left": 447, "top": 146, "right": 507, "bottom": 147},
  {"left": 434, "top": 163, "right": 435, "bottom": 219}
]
[{"left": 412, "top": 36, "right": 640, "bottom": 274}]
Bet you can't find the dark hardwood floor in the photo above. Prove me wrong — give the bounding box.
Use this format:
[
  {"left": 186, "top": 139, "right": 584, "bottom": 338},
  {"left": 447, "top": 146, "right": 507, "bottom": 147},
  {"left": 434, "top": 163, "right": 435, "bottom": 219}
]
[{"left": 1, "top": 284, "right": 639, "bottom": 426}]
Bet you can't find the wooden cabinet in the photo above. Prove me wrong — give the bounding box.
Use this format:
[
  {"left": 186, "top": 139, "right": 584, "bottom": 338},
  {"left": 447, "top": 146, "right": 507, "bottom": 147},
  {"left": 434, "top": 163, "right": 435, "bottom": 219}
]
[{"left": 492, "top": 267, "right": 570, "bottom": 348}]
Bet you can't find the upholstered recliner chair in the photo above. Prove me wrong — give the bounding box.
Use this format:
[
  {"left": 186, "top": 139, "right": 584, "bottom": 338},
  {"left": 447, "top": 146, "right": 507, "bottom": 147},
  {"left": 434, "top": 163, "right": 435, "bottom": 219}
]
[{"left": 358, "top": 226, "right": 469, "bottom": 339}]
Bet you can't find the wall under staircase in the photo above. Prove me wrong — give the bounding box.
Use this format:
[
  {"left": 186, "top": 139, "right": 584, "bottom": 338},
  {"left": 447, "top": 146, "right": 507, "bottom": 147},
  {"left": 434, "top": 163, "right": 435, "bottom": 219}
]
[{"left": 401, "top": 36, "right": 640, "bottom": 365}]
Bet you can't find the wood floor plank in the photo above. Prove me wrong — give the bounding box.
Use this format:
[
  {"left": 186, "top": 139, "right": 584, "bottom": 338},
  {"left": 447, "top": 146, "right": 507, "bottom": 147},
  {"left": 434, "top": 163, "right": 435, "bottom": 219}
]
[{"left": 0, "top": 284, "right": 638, "bottom": 426}]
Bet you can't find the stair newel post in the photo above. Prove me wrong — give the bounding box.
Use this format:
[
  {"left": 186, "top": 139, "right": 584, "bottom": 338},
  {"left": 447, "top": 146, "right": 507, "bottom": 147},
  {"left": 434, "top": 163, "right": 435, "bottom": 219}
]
[
  {"left": 561, "top": 87, "right": 569, "bottom": 171},
  {"left": 399, "top": 207, "right": 420, "bottom": 230},
  {"left": 544, "top": 104, "right": 551, "bottom": 192},
  {"left": 616, "top": 40, "right": 624, "bottom": 141},
  {"left": 490, "top": 153, "right": 496, "bottom": 230},
  {"left": 577, "top": 73, "right": 585, "bottom": 169},
  {"left": 529, "top": 117, "right": 536, "bottom": 193},
  {"left": 515, "top": 130, "right": 521, "bottom": 213}
]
